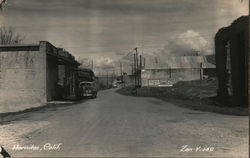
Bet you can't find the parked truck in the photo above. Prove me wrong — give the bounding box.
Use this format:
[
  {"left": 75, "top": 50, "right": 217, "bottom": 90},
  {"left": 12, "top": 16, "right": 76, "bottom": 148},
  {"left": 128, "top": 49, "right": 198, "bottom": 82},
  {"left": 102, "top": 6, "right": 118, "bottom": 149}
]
[{"left": 76, "top": 68, "right": 98, "bottom": 99}]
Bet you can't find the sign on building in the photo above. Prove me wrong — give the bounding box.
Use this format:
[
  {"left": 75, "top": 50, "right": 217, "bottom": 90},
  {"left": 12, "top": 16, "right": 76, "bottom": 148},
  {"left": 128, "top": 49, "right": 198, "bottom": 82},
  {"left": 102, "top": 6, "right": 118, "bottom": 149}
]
[{"left": 148, "top": 79, "right": 160, "bottom": 86}]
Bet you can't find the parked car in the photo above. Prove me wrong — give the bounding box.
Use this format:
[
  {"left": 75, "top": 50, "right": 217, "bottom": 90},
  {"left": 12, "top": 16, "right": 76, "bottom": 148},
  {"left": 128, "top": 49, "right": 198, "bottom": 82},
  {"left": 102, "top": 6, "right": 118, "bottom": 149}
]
[{"left": 79, "top": 81, "right": 97, "bottom": 98}]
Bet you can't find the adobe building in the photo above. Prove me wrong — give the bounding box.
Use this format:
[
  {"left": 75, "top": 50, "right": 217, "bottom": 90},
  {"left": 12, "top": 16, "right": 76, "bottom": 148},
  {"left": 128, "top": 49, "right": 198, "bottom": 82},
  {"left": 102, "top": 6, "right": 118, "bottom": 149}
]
[
  {"left": 140, "top": 56, "right": 215, "bottom": 87},
  {"left": 215, "top": 16, "right": 248, "bottom": 107},
  {"left": 0, "top": 41, "right": 80, "bottom": 113}
]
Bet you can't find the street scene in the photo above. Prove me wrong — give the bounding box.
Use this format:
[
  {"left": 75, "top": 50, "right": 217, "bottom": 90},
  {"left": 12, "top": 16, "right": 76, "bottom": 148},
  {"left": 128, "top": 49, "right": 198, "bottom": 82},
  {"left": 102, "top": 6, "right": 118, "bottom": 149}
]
[
  {"left": 0, "top": 0, "right": 249, "bottom": 157},
  {"left": 0, "top": 89, "right": 248, "bottom": 157}
]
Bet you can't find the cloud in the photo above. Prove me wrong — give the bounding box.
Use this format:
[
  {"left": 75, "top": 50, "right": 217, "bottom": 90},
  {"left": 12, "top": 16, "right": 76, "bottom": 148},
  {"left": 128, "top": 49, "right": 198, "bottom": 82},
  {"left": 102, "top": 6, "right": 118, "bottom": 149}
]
[
  {"left": 95, "top": 57, "right": 114, "bottom": 68},
  {"left": 115, "top": 30, "right": 213, "bottom": 74},
  {"left": 78, "top": 56, "right": 117, "bottom": 74},
  {"left": 1, "top": 0, "right": 247, "bottom": 67},
  {"left": 78, "top": 57, "right": 92, "bottom": 69},
  {"left": 157, "top": 30, "right": 212, "bottom": 56}
]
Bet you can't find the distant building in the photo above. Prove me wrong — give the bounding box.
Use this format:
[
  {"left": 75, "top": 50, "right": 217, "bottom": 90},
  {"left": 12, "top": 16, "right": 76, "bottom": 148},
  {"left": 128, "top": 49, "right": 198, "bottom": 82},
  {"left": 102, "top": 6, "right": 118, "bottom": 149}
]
[
  {"left": 140, "top": 56, "right": 216, "bottom": 87},
  {"left": 0, "top": 41, "right": 80, "bottom": 113},
  {"left": 215, "top": 16, "right": 248, "bottom": 107}
]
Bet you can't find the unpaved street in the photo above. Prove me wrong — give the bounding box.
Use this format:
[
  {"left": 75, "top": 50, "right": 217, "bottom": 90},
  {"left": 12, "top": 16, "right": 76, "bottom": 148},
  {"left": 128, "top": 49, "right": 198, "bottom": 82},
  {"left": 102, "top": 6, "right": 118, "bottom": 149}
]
[{"left": 0, "top": 89, "right": 248, "bottom": 157}]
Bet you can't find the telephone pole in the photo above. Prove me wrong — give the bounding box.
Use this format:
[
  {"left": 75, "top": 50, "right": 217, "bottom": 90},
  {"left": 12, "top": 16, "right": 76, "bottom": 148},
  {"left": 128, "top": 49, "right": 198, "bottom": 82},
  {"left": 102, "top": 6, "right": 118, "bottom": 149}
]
[
  {"left": 131, "top": 64, "right": 134, "bottom": 74},
  {"left": 120, "top": 62, "right": 123, "bottom": 76},
  {"left": 134, "top": 53, "right": 137, "bottom": 88},
  {"left": 134, "top": 47, "right": 140, "bottom": 88},
  {"left": 107, "top": 71, "right": 109, "bottom": 88},
  {"left": 139, "top": 55, "right": 142, "bottom": 87},
  {"left": 91, "top": 60, "right": 94, "bottom": 71},
  {"left": 143, "top": 57, "right": 146, "bottom": 68},
  {"left": 120, "top": 62, "right": 124, "bottom": 87}
]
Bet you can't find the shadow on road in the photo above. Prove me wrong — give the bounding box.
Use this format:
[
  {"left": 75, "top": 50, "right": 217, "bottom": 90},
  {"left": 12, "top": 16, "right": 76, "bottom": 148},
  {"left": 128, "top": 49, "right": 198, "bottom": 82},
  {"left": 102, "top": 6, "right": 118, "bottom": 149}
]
[{"left": 0, "top": 99, "right": 87, "bottom": 125}]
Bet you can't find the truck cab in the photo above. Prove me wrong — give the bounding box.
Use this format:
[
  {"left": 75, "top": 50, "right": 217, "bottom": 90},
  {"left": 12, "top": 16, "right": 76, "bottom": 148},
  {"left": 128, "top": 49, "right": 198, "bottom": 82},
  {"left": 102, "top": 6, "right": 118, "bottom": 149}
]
[
  {"left": 79, "top": 81, "right": 97, "bottom": 98},
  {"left": 75, "top": 68, "right": 97, "bottom": 99}
]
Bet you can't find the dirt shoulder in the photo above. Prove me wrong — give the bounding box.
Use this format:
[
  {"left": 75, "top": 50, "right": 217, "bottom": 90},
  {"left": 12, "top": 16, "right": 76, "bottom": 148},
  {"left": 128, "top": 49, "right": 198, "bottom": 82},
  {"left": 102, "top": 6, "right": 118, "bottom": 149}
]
[{"left": 116, "top": 78, "right": 248, "bottom": 116}]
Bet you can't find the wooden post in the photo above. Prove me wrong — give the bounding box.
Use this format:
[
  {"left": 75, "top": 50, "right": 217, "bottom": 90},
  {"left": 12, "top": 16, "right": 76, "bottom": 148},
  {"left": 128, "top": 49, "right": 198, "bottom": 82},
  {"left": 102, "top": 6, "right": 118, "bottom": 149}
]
[
  {"left": 136, "top": 52, "right": 138, "bottom": 87},
  {"left": 200, "top": 63, "right": 203, "bottom": 80},
  {"left": 91, "top": 60, "right": 94, "bottom": 71},
  {"left": 139, "top": 55, "right": 142, "bottom": 87},
  {"left": 135, "top": 48, "right": 139, "bottom": 87},
  {"left": 170, "top": 67, "right": 172, "bottom": 78},
  {"left": 107, "top": 72, "right": 109, "bottom": 88},
  {"left": 131, "top": 64, "right": 134, "bottom": 74},
  {"left": 143, "top": 57, "right": 146, "bottom": 68},
  {"left": 120, "top": 62, "right": 122, "bottom": 76},
  {"left": 134, "top": 53, "right": 137, "bottom": 88}
]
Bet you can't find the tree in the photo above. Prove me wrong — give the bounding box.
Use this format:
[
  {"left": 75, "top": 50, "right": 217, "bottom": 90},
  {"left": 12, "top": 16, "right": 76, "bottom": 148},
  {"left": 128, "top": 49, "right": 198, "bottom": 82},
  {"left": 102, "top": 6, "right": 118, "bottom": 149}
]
[
  {"left": 0, "top": 26, "right": 25, "bottom": 44},
  {"left": 0, "top": 0, "right": 7, "bottom": 11}
]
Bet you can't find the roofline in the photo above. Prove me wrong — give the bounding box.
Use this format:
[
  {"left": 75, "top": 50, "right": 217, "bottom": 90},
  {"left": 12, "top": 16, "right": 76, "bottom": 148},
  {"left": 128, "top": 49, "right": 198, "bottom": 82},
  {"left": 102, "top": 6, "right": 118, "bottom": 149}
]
[
  {"left": 143, "top": 67, "right": 216, "bottom": 70},
  {"left": 0, "top": 43, "right": 39, "bottom": 47},
  {"left": 0, "top": 43, "right": 40, "bottom": 51},
  {"left": 0, "top": 41, "right": 80, "bottom": 66}
]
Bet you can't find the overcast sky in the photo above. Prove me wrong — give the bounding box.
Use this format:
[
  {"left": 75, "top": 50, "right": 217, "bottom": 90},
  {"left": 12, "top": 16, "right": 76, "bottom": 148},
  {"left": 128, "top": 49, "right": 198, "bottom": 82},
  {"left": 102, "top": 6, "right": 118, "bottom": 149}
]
[{"left": 0, "top": 0, "right": 248, "bottom": 71}]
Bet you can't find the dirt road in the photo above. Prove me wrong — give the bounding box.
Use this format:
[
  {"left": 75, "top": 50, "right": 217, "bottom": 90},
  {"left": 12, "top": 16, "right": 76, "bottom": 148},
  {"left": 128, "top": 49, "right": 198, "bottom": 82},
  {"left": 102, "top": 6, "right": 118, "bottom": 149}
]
[{"left": 0, "top": 89, "right": 248, "bottom": 157}]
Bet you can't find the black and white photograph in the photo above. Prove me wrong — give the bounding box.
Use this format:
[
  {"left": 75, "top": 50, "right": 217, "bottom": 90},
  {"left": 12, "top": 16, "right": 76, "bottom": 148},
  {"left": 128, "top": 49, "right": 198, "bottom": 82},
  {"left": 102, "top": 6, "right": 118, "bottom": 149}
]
[{"left": 0, "top": 0, "right": 249, "bottom": 157}]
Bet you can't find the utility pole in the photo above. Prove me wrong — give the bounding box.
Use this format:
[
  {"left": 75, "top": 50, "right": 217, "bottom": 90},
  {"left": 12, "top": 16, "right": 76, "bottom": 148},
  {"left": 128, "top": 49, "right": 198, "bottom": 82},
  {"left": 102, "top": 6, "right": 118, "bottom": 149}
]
[
  {"left": 107, "top": 71, "right": 109, "bottom": 88},
  {"left": 134, "top": 53, "right": 137, "bottom": 88},
  {"left": 139, "top": 55, "right": 142, "bottom": 87},
  {"left": 120, "top": 62, "right": 123, "bottom": 87},
  {"left": 120, "top": 62, "right": 123, "bottom": 76},
  {"left": 142, "top": 44, "right": 144, "bottom": 56},
  {"left": 143, "top": 57, "right": 146, "bottom": 68},
  {"left": 113, "top": 68, "right": 115, "bottom": 84},
  {"left": 111, "top": 71, "right": 114, "bottom": 86},
  {"left": 200, "top": 63, "right": 203, "bottom": 81},
  {"left": 170, "top": 67, "right": 172, "bottom": 78},
  {"left": 91, "top": 60, "right": 94, "bottom": 71},
  {"left": 135, "top": 47, "right": 139, "bottom": 87},
  {"left": 131, "top": 64, "right": 134, "bottom": 74}
]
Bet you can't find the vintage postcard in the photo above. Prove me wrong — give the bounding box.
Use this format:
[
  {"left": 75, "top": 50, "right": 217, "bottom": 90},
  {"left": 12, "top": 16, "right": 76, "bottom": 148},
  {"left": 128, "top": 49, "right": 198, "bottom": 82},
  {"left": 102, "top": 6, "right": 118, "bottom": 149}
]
[{"left": 0, "top": 0, "right": 249, "bottom": 157}]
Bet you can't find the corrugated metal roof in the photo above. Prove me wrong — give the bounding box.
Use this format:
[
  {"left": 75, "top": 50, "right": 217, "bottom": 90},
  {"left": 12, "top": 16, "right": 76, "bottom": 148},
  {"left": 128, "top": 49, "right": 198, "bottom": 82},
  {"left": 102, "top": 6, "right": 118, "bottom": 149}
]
[{"left": 144, "top": 56, "right": 215, "bottom": 69}]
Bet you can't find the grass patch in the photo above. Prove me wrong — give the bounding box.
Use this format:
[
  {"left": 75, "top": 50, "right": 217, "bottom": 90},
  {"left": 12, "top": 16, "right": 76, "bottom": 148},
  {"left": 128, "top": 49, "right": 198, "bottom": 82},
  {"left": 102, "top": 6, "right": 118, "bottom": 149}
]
[{"left": 116, "top": 78, "right": 248, "bottom": 116}]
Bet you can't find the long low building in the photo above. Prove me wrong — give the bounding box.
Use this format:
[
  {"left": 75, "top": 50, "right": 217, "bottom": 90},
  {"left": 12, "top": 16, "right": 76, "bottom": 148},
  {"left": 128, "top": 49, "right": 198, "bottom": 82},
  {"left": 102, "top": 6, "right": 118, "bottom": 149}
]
[
  {"left": 0, "top": 41, "right": 80, "bottom": 113},
  {"left": 141, "top": 56, "right": 216, "bottom": 87}
]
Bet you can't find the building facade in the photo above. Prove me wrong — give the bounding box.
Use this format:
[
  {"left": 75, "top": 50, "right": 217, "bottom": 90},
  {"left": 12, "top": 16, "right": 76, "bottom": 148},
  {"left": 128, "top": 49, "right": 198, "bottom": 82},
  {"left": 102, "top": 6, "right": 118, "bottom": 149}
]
[
  {"left": 0, "top": 41, "right": 79, "bottom": 113},
  {"left": 215, "top": 16, "right": 248, "bottom": 107},
  {"left": 141, "top": 56, "right": 215, "bottom": 87}
]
